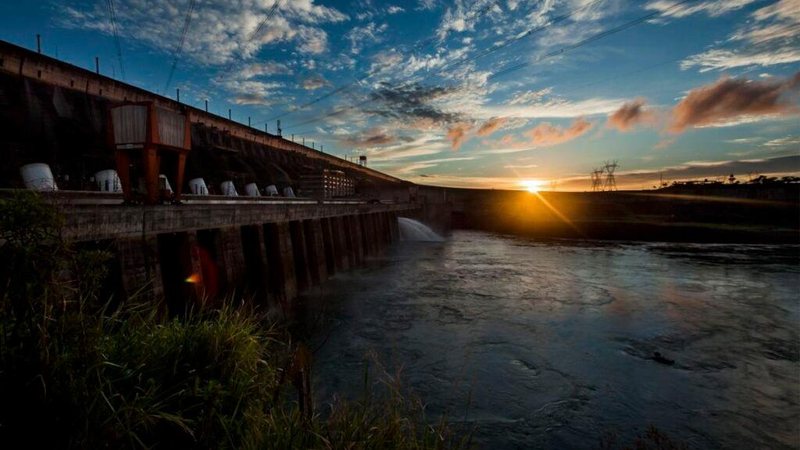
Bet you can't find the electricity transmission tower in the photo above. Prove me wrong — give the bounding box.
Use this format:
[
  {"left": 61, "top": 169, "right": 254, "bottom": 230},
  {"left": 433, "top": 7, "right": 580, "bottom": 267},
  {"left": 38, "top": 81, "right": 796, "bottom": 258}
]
[
  {"left": 590, "top": 167, "right": 604, "bottom": 192},
  {"left": 603, "top": 160, "right": 618, "bottom": 191}
]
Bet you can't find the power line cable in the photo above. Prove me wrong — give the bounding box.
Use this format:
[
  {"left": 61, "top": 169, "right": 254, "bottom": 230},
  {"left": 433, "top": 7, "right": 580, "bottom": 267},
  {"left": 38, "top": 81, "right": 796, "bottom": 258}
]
[
  {"left": 105, "top": 0, "right": 126, "bottom": 80},
  {"left": 213, "top": 0, "right": 281, "bottom": 84},
  {"left": 286, "top": 0, "right": 697, "bottom": 130},
  {"left": 488, "top": 0, "right": 695, "bottom": 81},
  {"left": 164, "top": 0, "right": 197, "bottom": 94},
  {"left": 264, "top": 0, "right": 506, "bottom": 123}
]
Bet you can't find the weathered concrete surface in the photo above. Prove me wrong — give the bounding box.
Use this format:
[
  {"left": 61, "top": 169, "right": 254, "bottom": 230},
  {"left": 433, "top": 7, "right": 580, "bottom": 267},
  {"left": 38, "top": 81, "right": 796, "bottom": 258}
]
[
  {"left": 116, "top": 236, "right": 163, "bottom": 300},
  {"left": 59, "top": 200, "right": 416, "bottom": 242}
]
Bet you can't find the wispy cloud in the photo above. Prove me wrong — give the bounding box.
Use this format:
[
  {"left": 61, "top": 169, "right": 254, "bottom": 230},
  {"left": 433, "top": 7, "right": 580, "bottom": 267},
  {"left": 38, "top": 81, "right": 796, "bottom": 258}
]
[
  {"left": 680, "top": 0, "right": 800, "bottom": 72},
  {"left": 446, "top": 123, "right": 473, "bottom": 150},
  {"left": 60, "top": 0, "right": 348, "bottom": 65},
  {"left": 476, "top": 117, "right": 507, "bottom": 136},
  {"left": 645, "top": 0, "right": 757, "bottom": 19},
  {"left": 763, "top": 136, "right": 800, "bottom": 147}
]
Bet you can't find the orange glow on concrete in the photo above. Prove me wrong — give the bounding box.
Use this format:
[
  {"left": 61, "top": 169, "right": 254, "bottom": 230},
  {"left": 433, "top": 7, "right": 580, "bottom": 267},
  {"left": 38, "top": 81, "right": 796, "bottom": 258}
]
[{"left": 185, "top": 273, "right": 201, "bottom": 284}]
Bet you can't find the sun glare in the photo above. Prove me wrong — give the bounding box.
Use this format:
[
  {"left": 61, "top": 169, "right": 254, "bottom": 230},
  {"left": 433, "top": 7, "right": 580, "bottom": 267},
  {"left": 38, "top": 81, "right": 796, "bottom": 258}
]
[{"left": 521, "top": 180, "right": 543, "bottom": 193}]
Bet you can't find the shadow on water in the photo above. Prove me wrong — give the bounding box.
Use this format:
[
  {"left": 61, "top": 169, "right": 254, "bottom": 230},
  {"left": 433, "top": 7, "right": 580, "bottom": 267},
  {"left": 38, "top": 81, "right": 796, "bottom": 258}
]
[{"left": 295, "top": 231, "right": 800, "bottom": 449}]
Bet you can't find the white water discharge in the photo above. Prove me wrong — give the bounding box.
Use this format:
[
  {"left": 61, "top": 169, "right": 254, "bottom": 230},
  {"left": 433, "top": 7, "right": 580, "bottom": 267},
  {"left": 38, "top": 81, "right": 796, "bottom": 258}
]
[{"left": 398, "top": 217, "right": 444, "bottom": 242}]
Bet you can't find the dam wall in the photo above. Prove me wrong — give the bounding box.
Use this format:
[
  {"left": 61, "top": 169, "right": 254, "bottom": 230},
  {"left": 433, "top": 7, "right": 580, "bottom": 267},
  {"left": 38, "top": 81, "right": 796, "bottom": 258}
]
[{"left": 49, "top": 193, "right": 411, "bottom": 312}]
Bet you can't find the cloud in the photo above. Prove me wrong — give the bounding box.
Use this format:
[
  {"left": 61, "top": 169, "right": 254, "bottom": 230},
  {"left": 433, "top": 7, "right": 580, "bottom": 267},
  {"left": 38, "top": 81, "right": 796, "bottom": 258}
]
[
  {"left": 508, "top": 88, "right": 553, "bottom": 106},
  {"left": 607, "top": 98, "right": 656, "bottom": 132},
  {"left": 220, "top": 80, "right": 283, "bottom": 105},
  {"left": 301, "top": 75, "right": 329, "bottom": 90},
  {"left": 681, "top": 0, "right": 800, "bottom": 72},
  {"left": 504, "top": 163, "right": 539, "bottom": 169},
  {"left": 525, "top": 118, "right": 593, "bottom": 146},
  {"left": 681, "top": 48, "right": 800, "bottom": 72},
  {"left": 339, "top": 128, "right": 396, "bottom": 148},
  {"left": 368, "top": 82, "right": 464, "bottom": 126},
  {"left": 387, "top": 5, "right": 405, "bottom": 14},
  {"left": 669, "top": 72, "right": 800, "bottom": 132},
  {"left": 645, "top": 0, "right": 756, "bottom": 19},
  {"left": 417, "top": 0, "right": 438, "bottom": 10},
  {"left": 474, "top": 96, "right": 624, "bottom": 120},
  {"left": 476, "top": 117, "right": 507, "bottom": 136},
  {"left": 345, "top": 22, "right": 388, "bottom": 55},
  {"left": 238, "top": 62, "right": 291, "bottom": 78},
  {"left": 734, "top": 0, "right": 800, "bottom": 44},
  {"left": 763, "top": 136, "right": 800, "bottom": 147},
  {"left": 60, "top": 0, "right": 347, "bottom": 65},
  {"left": 393, "top": 156, "right": 475, "bottom": 174},
  {"left": 481, "top": 117, "right": 594, "bottom": 153},
  {"left": 447, "top": 123, "right": 473, "bottom": 150}
]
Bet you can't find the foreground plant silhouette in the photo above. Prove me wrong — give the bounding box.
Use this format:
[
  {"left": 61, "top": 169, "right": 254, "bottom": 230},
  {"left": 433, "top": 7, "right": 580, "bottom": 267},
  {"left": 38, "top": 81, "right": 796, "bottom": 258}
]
[{"left": 0, "top": 192, "right": 466, "bottom": 449}]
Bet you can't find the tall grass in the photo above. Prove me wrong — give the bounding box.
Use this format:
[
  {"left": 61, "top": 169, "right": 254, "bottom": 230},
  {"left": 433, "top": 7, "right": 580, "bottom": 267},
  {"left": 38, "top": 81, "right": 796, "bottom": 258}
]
[{"left": 0, "top": 191, "right": 466, "bottom": 449}]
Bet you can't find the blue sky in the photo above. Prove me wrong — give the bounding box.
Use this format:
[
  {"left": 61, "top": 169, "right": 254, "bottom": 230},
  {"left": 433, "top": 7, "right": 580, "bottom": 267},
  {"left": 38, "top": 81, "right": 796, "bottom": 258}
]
[{"left": 1, "top": 0, "right": 798, "bottom": 190}]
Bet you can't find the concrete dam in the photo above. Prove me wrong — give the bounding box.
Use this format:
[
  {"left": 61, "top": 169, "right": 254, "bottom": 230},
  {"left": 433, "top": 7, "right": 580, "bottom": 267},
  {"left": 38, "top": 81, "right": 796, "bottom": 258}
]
[{"left": 0, "top": 39, "right": 448, "bottom": 311}]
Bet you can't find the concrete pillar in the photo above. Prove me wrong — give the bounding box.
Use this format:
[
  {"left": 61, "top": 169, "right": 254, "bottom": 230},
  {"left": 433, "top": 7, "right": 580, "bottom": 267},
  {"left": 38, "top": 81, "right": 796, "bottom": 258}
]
[
  {"left": 303, "top": 219, "right": 328, "bottom": 286},
  {"left": 264, "top": 222, "right": 297, "bottom": 304},
  {"left": 218, "top": 226, "right": 247, "bottom": 293},
  {"left": 389, "top": 212, "right": 399, "bottom": 242},
  {"left": 390, "top": 213, "right": 400, "bottom": 242},
  {"left": 376, "top": 213, "right": 388, "bottom": 250},
  {"left": 319, "top": 218, "right": 337, "bottom": 276},
  {"left": 116, "top": 236, "right": 163, "bottom": 301},
  {"left": 289, "top": 220, "right": 311, "bottom": 292},
  {"left": 359, "top": 214, "right": 372, "bottom": 257},
  {"left": 338, "top": 215, "right": 354, "bottom": 269},
  {"left": 240, "top": 225, "right": 270, "bottom": 305},
  {"left": 333, "top": 216, "right": 351, "bottom": 270},
  {"left": 347, "top": 215, "right": 364, "bottom": 264}
]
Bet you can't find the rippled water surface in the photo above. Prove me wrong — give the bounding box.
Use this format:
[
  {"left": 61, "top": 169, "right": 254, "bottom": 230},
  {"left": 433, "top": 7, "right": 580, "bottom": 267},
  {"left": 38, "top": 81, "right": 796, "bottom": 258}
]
[{"left": 302, "top": 231, "right": 800, "bottom": 449}]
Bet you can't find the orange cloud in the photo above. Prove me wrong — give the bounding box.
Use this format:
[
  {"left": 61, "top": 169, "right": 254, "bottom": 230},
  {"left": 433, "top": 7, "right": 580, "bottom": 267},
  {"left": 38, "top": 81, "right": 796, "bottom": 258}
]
[
  {"left": 607, "top": 98, "right": 655, "bottom": 132},
  {"left": 476, "top": 117, "right": 507, "bottom": 136},
  {"left": 670, "top": 71, "right": 800, "bottom": 132},
  {"left": 525, "top": 118, "right": 593, "bottom": 146},
  {"left": 447, "top": 123, "right": 472, "bottom": 150}
]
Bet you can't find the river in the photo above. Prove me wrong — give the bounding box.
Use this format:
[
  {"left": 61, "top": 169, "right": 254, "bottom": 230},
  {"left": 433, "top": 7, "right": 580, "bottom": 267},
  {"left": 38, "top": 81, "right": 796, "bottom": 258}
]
[{"left": 300, "top": 230, "right": 800, "bottom": 449}]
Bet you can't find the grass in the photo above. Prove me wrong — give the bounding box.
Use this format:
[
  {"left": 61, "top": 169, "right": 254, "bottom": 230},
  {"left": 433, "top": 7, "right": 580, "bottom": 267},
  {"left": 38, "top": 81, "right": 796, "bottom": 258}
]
[{"left": 0, "top": 191, "right": 466, "bottom": 449}]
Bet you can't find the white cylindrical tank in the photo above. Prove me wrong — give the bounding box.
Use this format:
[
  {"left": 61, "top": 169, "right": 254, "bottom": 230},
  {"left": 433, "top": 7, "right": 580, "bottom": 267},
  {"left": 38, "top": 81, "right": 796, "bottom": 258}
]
[
  {"left": 244, "top": 182, "right": 261, "bottom": 197},
  {"left": 220, "top": 180, "right": 238, "bottom": 196},
  {"left": 265, "top": 185, "right": 279, "bottom": 196},
  {"left": 158, "top": 174, "right": 173, "bottom": 193},
  {"left": 188, "top": 178, "right": 208, "bottom": 195},
  {"left": 94, "top": 169, "right": 122, "bottom": 192},
  {"left": 20, "top": 163, "right": 58, "bottom": 191},
  {"left": 282, "top": 186, "right": 295, "bottom": 197}
]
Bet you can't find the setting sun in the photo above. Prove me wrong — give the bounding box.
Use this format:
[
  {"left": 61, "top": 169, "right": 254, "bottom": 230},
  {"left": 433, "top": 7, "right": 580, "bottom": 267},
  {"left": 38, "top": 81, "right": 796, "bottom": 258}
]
[{"left": 521, "top": 180, "right": 543, "bottom": 193}]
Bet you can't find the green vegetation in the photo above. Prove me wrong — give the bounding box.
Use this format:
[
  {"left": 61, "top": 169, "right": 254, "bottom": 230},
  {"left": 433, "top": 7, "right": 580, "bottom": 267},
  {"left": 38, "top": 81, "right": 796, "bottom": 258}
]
[{"left": 0, "top": 192, "right": 465, "bottom": 449}]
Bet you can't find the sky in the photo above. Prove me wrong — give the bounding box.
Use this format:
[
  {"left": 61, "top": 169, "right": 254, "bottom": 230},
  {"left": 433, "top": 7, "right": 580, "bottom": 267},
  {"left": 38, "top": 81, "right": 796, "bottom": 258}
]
[{"left": 1, "top": 0, "right": 799, "bottom": 190}]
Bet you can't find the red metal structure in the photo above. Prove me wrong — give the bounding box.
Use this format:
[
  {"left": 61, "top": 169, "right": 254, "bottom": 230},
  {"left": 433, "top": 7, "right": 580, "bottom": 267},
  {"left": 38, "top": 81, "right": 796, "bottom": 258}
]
[{"left": 108, "top": 102, "right": 191, "bottom": 204}]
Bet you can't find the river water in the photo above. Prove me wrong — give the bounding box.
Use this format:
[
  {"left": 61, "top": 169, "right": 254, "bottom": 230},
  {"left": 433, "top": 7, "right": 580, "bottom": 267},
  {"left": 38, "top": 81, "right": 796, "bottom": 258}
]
[{"left": 301, "top": 230, "right": 800, "bottom": 449}]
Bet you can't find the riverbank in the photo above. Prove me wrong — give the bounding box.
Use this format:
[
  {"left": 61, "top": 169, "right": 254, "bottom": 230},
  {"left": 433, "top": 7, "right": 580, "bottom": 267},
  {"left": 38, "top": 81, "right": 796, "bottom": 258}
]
[{"left": 444, "top": 188, "right": 799, "bottom": 244}]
